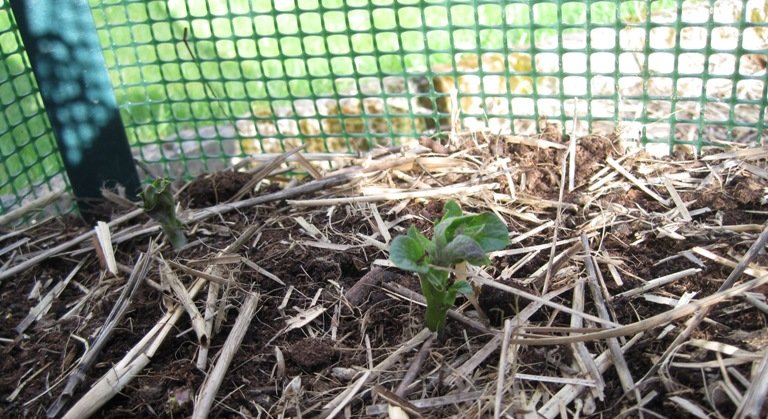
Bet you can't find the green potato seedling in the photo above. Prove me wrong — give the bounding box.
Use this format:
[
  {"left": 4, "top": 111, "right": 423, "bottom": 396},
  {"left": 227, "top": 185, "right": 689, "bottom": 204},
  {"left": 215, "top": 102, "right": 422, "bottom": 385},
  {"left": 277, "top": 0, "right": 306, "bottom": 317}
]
[
  {"left": 389, "top": 200, "right": 509, "bottom": 332},
  {"left": 141, "top": 178, "right": 187, "bottom": 252}
]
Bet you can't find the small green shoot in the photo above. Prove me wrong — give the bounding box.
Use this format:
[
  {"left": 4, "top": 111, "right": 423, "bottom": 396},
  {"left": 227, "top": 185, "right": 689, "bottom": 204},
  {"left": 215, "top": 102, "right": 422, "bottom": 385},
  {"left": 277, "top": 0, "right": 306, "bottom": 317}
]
[
  {"left": 389, "top": 200, "right": 509, "bottom": 332},
  {"left": 141, "top": 178, "right": 187, "bottom": 251}
]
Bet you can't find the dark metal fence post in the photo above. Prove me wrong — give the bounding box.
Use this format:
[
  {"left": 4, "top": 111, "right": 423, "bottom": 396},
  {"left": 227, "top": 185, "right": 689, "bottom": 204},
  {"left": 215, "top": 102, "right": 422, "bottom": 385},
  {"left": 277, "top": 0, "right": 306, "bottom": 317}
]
[{"left": 10, "top": 0, "right": 140, "bottom": 222}]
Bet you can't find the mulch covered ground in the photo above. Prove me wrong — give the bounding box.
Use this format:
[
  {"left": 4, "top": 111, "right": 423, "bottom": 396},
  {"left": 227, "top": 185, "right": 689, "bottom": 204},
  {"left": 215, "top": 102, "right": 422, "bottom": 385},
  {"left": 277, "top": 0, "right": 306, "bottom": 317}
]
[{"left": 1, "top": 126, "right": 767, "bottom": 418}]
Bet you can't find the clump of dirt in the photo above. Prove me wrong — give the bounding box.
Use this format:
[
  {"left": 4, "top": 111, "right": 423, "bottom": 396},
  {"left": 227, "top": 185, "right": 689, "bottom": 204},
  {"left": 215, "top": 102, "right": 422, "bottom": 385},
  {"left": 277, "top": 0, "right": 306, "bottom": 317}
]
[
  {"left": 283, "top": 338, "right": 337, "bottom": 370},
  {"left": 686, "top": 174, "right": 765, "bottom": 212},
  {"left": 488, "top": 125, "right": 621, "bottom": 197},
  {"left": 573, "top": 134, "right": 620, "bottom": 185},
  {"left": 181, "top": 170, "right": 253, "bottom": 208}
]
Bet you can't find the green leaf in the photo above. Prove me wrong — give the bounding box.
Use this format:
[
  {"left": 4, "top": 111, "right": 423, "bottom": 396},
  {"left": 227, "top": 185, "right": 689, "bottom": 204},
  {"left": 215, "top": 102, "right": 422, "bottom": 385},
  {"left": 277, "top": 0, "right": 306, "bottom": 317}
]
[
  {"left": 440, "top": 200, "right": 463, "bottom": 222},
  {"left": 458, "top": 213, "right": 509, "bottom": 252},
  {"left": 449, "top": 280, "right": 473, "bottom": 297},
  {"left": 421, "top": 269, "right": 449, "bottom": 292},
  {"left": 438, "top": 234, "right": 489, "bottom": 266},
  {"left": 389, "top": 235, "right": 430, "bottom": 274},
  {"left": 407, "top": 225, "right": 434, "bottom": 255}
]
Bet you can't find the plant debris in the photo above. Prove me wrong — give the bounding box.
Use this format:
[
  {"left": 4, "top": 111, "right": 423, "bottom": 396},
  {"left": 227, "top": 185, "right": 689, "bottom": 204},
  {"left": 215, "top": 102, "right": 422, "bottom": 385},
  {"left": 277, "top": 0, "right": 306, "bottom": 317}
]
[{"left": 1, "top": 125, "right": 768, "bottom": 418}]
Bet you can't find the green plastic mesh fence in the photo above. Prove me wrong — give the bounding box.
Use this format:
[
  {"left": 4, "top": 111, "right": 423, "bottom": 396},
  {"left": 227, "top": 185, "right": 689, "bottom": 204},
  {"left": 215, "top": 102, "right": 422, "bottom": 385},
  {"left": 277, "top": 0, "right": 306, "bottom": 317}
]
[
  {"left": 0, "top": 1, "right": 69, "bottom": 216},
  {"left": 2, "top": 0, "right": 768, "bottom": 216}
]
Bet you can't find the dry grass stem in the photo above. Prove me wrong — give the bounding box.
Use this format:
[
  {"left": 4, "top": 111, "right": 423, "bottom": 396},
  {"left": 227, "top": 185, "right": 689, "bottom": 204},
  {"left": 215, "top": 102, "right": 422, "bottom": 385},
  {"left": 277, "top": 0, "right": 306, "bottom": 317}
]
[
  {"left": 192, "top": 292, "right": 259, "bottom": 419},
  {"left": 6, "top": 128, "right": 768, "bottom": 418}
]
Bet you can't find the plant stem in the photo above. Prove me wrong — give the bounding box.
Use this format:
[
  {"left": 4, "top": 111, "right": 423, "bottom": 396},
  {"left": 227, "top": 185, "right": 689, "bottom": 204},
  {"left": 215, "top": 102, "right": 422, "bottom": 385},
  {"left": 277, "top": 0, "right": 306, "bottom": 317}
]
[{"left": 420, "top": 278, "right": 449, "bottom": 332}]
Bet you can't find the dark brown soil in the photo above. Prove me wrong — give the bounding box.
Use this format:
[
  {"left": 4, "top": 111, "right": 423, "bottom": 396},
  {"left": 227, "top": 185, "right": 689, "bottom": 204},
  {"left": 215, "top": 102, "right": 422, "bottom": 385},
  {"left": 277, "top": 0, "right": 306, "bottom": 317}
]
[
  {"left": 1, "top": 131, "right": 766, "bottom": 418},
  {"left": 181, "top": 170, "right": 254, "bottom": 208}
]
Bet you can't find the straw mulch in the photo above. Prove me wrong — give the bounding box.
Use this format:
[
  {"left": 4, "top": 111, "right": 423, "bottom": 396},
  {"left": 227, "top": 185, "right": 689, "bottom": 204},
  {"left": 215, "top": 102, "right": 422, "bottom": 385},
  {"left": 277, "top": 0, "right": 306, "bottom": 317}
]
[{"left": 1, "top": 124, "right": 767, "bottom": 418}]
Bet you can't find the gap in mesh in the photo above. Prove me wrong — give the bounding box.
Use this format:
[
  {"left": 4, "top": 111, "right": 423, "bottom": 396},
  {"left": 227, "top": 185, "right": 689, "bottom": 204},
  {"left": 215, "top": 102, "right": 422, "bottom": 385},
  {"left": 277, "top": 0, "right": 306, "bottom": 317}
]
[
  {"left": 650, "top": 2, "right": 676, "bottom": 24},
  {"left": 367, "top": 115, "right": 390, "bottom": 135},
  {"left": 487, "top": 117, "right": 512, "bottom": 132},
  {"left": 563, "top": 76, "right": 587, "bottom": 96},
  {"left": 680, "top": 27, "right": 707, "bottom": 49},
  {"left": 382, "top": 97, "right": 411, "bottom": 115},
  {"left": 351, "top": 34, "right": 374, "bottom": 54},
  {"left": 512, "top": 118, "right": 537, "bottom": 136},
  {"left": 456, "top": 53, "right": 479, "bottom": 71},
  {"left": 732, "top": 126, "right": 760, "bottom": 144},
  {"left": 382, "top": 76, "right": 407, "bottom": 94},
  {"left": 712, "top": 27, "right": 739, "bottom": 50},
  {"left": 457, "top": 75, "right": 481, "bottom": 94},
  {"left": 674, "top": 101, "right": 701, "bottom": 121},
  {"left": 742, "top": 27, "right": 768, "bottom": 50},
  {"left": 674, "top": 123, "right": 700, "bottom": 143},
  {"left": 506, "top": 29, "right": 531, "bottom": 49},
  {"left": 713, "top": 0, "right": 742, "bottom": 24},
  {"left": 348, "top": 9, "right": 371, "bottom": 31},
  {"left": 566, "top": 119, "right": 590, "bottom": 137},
  {"left": 739, "top": 54, "right": 768, "bottom": 76},
  {"left": 619, "top": 52, "right": 644, "bottom": 73},
  {"left": 484, "top": 97, "right": 510, "bottom": 116},
  {"left": 591, "top": 121, "right": 615, "bottom": 136},
  {"left": 591, "top": 52, "right": 615, "bottom": 73},
  {"left": 649, "top": 27, "right": 676, "bottom": 49},
  {"left": 480, "top": 52, "right": 504, "bottom": 72},
  {"left": 298, "top": 118, "right": 321, "bottom": 136},
  {"left": 537, "top": 76, "right": 559, "bottom": 95},
  {"left": 429, "top": 53, "right": 452, "bottom": 69},
  {"left": 511, "top": 98, "right": 535, "bottom": 117},
  {"left": 737, "top": 79, "right": 765, "bottom": 100},
  {"left": 647, "top": 100, "right": 672, "bottom": 120},
  {"left": 704, "top": 102, "right": 730, "bottom": 122},
  {"left": 645, "top": 122, "right": 671, "bottom": 141},
  {"left": 677, "top": 52, "right": 705, "bottom": 74},
  {"left": 292, "top": 99, "right": 317, "bottom": 118},
  {"left": 335, "top": 78, "right": 357, "bottom": 96},
  {"left": 735, "top": 104, "right": 762, "bottom": 124},
  {"left": 591, "top": 75, "right": 614, "bottom": 95},
  {"left": 426, "top": 30, "right": 450, "bottom": 50},
  {"left": 591, "top": 99, "right": 615, "bottom": 118},
  {"left": 277, "top": 118, "right": 299, "bottom": 136},
  {"left": 709, "top": 53, "right": 737, "bottom": 75},
  {"left": 648, "top": 52, "right": 675, "bottom": 74},
  {"left": 563, "top": 99, "right": 588, "bottom": 118},
  {"left": 619, "top": 99, "right": 644, "bottom": 119},
  {"left": 682, "top": 2, "right": 708, "bottom": 23},
  {"left": 562, "top": 28, "right": 587, "bottom": 50},
  {"left": 649, "top": 77, "right": 673, "bottom": 96},
  {"left": 453, "top": 29, "right": 477, "bottom": 50},
  {"left": 483, "top": 76, "right": 507, "bottom": 94},
  {"left": 353, "top": 55, "right": 377, "bottom": 74},
  {"left": 359, "top": 77, "right": 382, "bottom": 95},
  {"left": 537, "top": 98, "right": 560, "bottom": 117},
  {"left": 535, "top": 52, "right": 559, "bottom": 72},
  {"left": 676, "top": 78, "right": 703, "bottom": 98},
  {"left": 619, "top": 1, "right": 648, "bottom": 25},
  {"left": 619, "top": 27, "right": 646, "bottom": 50},
  {"left": 534, "top": 29, "right": 558, "bottom": 49},
  {"left": 591, "top": 28, "right": 616, "bottom": 49},
  {"left": 343, "top": 117, "right": 365, "bottom": 135},
  {"left": 562, "top": 52, "right": 587, "bottom": 74},
  {"left": 706, "top": 78, "right": 733, "bottom": 99}
]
